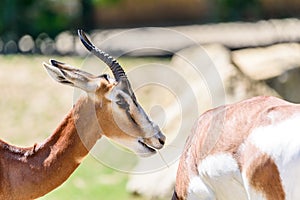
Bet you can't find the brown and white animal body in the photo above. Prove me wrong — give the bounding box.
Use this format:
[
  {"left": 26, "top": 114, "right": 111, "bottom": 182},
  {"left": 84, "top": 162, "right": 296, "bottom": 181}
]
[
  {"left": 173, "top": 96, "right": 300, "bottom": 200},
  {"left": 0, "top": 30, "right": 165, "bottom": 200}
]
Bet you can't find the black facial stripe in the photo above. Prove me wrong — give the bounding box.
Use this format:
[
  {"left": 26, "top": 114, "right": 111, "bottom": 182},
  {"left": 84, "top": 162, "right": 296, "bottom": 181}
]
[
  {"left": 132, "top": 98, "right": 139, "bottom": 107},
  {"left": 116, "top": 94, "right": 138, "bottom": 125},
  {"left": 119, "top": 94, "right": 153, "bottom": 126},
  {"left": 126, "top": 110, "right": 138, "bottom": 125},
  {"left": 136, "top": 103, "right": 153, "bottom": 125},
  {"left": 144, "top": 114, "right": 152, "bottom": 125},
  {"left": 118, "top": 80, "right": 137, "bottom": 101}
]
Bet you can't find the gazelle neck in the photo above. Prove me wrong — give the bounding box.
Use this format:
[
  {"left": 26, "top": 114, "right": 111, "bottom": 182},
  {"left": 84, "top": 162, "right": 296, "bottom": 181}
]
[{"left": 0, "top": 96, "right": 102, "bottom": 200}]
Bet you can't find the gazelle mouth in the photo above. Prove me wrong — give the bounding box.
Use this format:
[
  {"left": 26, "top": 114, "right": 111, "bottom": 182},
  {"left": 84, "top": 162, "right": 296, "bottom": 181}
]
[{"left": 138, "top": 139, "right": 157, "bottom": 153}]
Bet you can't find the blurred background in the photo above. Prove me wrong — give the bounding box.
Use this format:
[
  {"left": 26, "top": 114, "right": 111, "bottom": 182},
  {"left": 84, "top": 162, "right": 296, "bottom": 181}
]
[
  {"left": 1, "top": 0, "right": 300, "bottom": 55},
  {"left": 1, "top": 0, "right": 300, "bottom": 200}
]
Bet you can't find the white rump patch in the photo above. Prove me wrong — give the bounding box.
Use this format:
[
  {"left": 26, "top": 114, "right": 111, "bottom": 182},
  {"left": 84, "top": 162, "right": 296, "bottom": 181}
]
[
  {"left": 187, "top": 176, "right": 215, "bottom": 200},
  {"left": 194, "top": 153, "right": 247, "bottom": 200},
  {"left": 250, "top": 114, "right": 300, "bottom": 164},
  {"left": 198, "top": 153, "right": 239, "bottom": 177},
  {"left": 249, "top": 114, "right": 300, "bottom": 200}
]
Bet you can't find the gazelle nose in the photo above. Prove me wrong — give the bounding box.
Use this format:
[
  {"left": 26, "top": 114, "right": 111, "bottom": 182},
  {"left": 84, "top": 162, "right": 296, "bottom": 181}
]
[
  {"left": 143, "top": 131, "right": 166, "bottom": 150},
  {"left": 155, "top": 131, "right": 166, "bottom": 147},
  {"left": 159, "top": 137, "right": 165, "bottom": 146}
]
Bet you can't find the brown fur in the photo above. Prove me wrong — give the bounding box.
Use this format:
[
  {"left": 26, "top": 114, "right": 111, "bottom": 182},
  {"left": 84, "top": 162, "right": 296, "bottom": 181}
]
[
  {"left": 174, "top": 96, "right": 299, "bottom": 199},
  {"left": 0, "top": 97, "right": 101, "bottom": 199},
  {"left": 249, "top": 155, "right": 285, "bottom": 200},
  {"left": 242, "top": 143, "right": 285, "bottom": 200}
]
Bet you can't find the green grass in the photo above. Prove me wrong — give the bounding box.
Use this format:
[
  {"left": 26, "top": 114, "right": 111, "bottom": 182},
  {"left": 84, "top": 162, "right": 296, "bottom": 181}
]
[{"left": 40, "top": 156, "right": 144, "bottom": 200}]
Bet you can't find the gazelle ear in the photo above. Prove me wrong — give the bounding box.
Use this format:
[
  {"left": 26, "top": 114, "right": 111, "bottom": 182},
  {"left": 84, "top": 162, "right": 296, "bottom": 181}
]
[{"left": 43, "top": 59, "right": 101, "bottom": 92}]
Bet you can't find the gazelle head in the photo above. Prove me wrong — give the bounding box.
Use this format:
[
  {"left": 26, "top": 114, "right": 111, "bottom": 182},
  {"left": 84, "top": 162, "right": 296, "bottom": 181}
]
[{"left": 43, "top": 30, "right": 165, "bottom": 157}]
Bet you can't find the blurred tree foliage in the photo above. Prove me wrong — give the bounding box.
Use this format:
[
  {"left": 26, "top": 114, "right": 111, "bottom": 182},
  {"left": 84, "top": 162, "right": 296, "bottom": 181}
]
[
  {"left": 0, "top": 0, "right": 123, "bottom": 42},
  {"left": 0, "top": 0, "right": 81, "bottom": 41},
  {"left": 0, "top": 0, "right": 295, "bottom": 45},
  {"left": 91, "top": 0, "right": 121, "bottom": 7},
  {"left": 215, "top": 0, "right": 261, "bottom": 21}
]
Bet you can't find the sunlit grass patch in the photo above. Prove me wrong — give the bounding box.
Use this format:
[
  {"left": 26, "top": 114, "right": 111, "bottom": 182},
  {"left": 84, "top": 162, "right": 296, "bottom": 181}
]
[{"left": 39, "top": 156, "right": 145, "bottom": 200}]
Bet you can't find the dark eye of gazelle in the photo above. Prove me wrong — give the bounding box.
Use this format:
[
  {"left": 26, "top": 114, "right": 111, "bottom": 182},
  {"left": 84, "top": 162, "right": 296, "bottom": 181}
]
[
  {"left": 116, "top": 99, "right": 127, "bottom": 107},
  {"left": 116, "top": 95, "right": 129, "bottom": 109}
]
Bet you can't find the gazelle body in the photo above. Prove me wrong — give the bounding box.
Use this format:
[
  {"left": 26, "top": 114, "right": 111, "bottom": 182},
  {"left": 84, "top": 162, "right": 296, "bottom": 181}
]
[
  {"left": 173, "top": 96, "right": 300, "bottom": 200},
  {"left": 0, "top": 30, "right": 165, "bottom": 199}
]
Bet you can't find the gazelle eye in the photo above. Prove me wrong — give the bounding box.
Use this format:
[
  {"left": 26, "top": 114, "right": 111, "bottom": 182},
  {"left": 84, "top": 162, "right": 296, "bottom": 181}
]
[
  {"left": 116, "top": 100, "right": 124, "bottom": 105},
  {"left": 116, "top": 99, "right": 129, "bottom": 109},
  {"left": 116, "top": 94, "right": 130, "bottom": 109}
]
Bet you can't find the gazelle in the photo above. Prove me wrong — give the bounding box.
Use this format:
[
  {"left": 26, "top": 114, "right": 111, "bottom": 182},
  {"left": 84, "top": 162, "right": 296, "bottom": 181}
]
[
  {"left": 173, "top": 96, "right": 300, "bottom": 200},
  {"left": 0, "top": 30, "right": 165, "bottom": 200}
]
